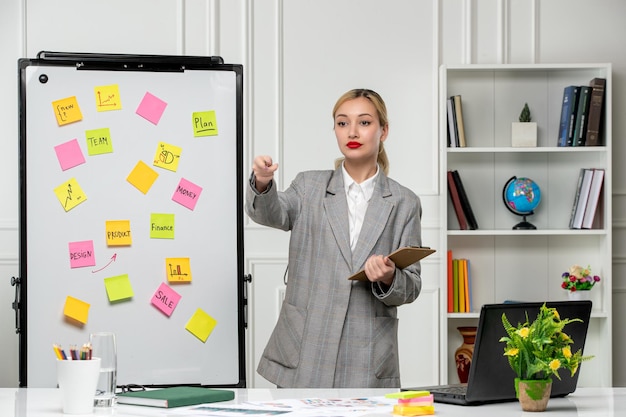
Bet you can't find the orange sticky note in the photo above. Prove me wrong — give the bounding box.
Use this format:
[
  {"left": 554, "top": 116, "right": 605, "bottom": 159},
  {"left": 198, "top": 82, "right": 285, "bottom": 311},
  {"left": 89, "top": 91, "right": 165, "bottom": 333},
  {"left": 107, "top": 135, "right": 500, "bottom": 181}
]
[
  {"left": 166, "top": 257, "right": 191, "bottom": 282},
  {"left": 105, "top": 220, "right": 132, "bottom": 246},
  {"left": 127, "top": 161, "right": 159, "bottom": 194},
  {"left": 185, "top": 308, "right": 217, "bottom": 343},
  {"left": 63, "top": 296, "right": 90, "bottom": 324},
  {"left": 52, "top": 96, "right": 83, "bottom": 126},
  {"left": 392, "top": 404, "right": 435, "bottom": 416}
]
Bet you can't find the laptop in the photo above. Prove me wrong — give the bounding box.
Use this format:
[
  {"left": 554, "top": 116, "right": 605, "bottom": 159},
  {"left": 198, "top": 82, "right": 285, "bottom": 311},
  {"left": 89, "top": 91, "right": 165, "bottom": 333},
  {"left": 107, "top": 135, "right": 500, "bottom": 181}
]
[{"left": 403, "top": 300, "right": 592, "bottom": 406}]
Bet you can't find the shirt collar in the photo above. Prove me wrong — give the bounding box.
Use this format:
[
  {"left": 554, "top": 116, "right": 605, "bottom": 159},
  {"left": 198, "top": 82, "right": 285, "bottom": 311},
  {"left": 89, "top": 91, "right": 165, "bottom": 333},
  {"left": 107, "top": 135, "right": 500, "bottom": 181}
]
[{"left": 342, "top": 162, "right": 379, "bottom": 201}]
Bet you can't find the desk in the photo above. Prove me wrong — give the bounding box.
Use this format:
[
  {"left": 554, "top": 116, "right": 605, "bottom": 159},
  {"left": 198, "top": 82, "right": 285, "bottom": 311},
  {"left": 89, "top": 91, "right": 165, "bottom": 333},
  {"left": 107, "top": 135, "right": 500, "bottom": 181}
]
[{"left": 1, "top": 388, "right": 624, "bottom": 416}]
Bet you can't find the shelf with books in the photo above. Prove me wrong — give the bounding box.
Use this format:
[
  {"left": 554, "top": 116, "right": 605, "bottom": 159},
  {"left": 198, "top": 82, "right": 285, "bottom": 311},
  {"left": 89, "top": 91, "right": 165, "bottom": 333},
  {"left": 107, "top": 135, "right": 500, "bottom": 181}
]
[{"left": 439, "top": 63, "right": 612, "bottom": 388}]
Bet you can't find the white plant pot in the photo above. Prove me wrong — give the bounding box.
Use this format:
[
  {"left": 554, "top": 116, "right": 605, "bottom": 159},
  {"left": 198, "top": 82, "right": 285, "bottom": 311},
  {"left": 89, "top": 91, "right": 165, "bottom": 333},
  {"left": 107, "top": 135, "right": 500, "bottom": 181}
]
[{"left": 511, "top": 122, "right": 537, "bottom": 147}]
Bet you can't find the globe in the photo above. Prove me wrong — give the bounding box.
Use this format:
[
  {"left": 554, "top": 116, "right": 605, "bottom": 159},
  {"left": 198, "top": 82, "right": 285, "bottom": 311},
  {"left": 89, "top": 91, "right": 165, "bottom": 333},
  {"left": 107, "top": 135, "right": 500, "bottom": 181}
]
[{"left": 502, "top": 176, "right": 541, "bottom": 229}]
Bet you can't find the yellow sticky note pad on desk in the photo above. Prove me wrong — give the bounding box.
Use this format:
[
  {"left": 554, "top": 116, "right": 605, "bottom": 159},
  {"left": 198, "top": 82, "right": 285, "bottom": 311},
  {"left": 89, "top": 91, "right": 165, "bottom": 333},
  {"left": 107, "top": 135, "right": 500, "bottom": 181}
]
[
  {"left": 185, "top": 308, "right": 217, "bottom": 343},
  {"left": 393, "top": 404, "right": 435, "bottom": 416},
  {"left": 63, "top": 296, "right": 90, "bottom": 324}
]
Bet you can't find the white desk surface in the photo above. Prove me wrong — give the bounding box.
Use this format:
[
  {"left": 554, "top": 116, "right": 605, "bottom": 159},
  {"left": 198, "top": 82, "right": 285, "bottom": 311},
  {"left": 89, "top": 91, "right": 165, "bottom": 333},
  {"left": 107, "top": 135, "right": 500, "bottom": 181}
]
[{"left": 1, "top": 387, "right": 624, "bottom": 416}]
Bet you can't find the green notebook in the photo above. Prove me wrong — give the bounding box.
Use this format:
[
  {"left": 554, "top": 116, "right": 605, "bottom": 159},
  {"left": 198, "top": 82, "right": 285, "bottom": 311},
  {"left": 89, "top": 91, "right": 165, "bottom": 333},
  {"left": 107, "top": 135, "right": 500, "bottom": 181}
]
[{"left": 116, "top": 386, "right": 235, "bottom": 408}]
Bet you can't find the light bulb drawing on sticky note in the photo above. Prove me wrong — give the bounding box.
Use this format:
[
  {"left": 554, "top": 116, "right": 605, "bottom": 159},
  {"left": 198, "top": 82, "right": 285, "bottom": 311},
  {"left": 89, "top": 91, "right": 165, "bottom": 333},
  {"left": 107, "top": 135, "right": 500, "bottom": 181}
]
[
  {"left": 52, "top": 96, "right": 83, "bottom": 126},
  {"left": 153, "top": 142, "right": 181, "bottom": 172},
  {"left": 54, "top": 178, "right": 87, "bottom": 212},
  {"left": 166, "top": 257, "right": 191, "bottom": 282},
  {"left": 94, "top": 84, "right": 122, "bottom": 112}
]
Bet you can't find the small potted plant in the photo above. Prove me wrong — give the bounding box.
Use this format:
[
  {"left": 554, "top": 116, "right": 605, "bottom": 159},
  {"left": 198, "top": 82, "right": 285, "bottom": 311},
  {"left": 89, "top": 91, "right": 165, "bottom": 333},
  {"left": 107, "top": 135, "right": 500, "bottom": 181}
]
[
  {"left": 500, "top": 303, "right": 593, "bottom": 412},
  {"left": 511, "top": 102, "right": 537, "bottom": 147},
  {"left": 562, "top": 264, "right": 601, "bottom": 300}
]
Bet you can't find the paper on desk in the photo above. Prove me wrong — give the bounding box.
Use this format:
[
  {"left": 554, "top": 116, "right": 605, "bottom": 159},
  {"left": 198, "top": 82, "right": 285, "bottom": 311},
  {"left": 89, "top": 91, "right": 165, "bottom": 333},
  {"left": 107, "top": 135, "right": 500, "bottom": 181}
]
[{"left": 348, "top": 247, "right": 436, "bottom": 281}]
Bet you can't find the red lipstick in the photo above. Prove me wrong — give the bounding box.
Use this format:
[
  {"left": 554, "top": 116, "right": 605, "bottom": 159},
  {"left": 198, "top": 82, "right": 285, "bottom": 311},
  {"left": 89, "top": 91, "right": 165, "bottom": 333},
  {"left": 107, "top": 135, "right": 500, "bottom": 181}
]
[{"left": 347, "top": 141, "right": 362, "bottom": 149}]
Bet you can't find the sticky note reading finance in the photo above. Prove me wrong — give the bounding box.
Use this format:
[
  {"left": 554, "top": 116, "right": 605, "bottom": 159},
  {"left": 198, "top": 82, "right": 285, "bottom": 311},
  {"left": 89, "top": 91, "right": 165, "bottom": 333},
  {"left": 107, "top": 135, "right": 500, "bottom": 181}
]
[
  {"left": 68, "top": 240, "right": 96, "bottom": 268},
  {"left": 136, "top": 92, "right": 167, "bottom": 125},
  {"left": 150, "top": 213, "right": 175, "bottom": 239},
  {"left": 192, "top": 110, "right": 218, "bottom": 137},
  {"left": 54, "top": 178, "right": 87, "bottom": 212},
  {"left": 172, "top": 178, "right": 202, "bottom": 210},
  {"left": 153, "top": 142, "right": 181, "bottom": 172},
  {"left": 105, "top": 220, "right": 132, "bottom": 246},
  {"left": 85, "top": 127, "right": 114, "bottom": 155},
  {"left": 185, "top": 308, "right": 217, "bottom": 343},
  {"left": 127, "top": 161, "right": 159, "bottom": 194},
  {"left": 94, "top": 84, "right": 122, "bottom": 112},
  {"left": 151, "top": 282, "right": 182, "bottom": 317},
  {"left": 54, "top": 139, "right": 86, "bottom": 171},
  {"left": 104, "top": 274, "right": 134, "bottom": 302},
  {"left": 166, "top": 257, "right": 191, "bottom": 282},
  {"left": 52, "top": 96, "right": 83, "bottom": 126},
  {"left": 63, "top": 296, "right": 90, "bottom": 324}
]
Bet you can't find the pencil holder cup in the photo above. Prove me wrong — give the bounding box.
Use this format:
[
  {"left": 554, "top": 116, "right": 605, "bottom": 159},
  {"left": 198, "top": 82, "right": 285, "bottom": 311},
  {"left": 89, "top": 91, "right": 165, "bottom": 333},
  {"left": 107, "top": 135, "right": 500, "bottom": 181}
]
[{"left": 56, "top": 357, "right": 101, "bottom": 414}]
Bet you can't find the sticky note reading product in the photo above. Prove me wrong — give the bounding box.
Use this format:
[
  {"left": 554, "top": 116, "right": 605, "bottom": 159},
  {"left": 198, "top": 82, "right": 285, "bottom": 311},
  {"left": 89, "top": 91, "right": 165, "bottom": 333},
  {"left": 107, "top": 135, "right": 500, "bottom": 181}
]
[
  {"left": 150, "top": 213, "right": 175, "bottom": 239},
  {"left": 94, "top": 84, "right": 122, "bottom": 111},
  {"left": 185, "top": 308, "right": 217, "bottom": 343},
  {"left": 105, "top": 220, "right": 132, "bottom": 246},
  {"left": 54, "top": 178, "right": 87, "bottom": 212},
  {"left": 151, "top": 282, "right": 182, "bottom": 317},
  {"left": 54, "top": 139, "right": 86, "bottom": 171},
  {"left": 136, "top": 92, "right": 167, "bottom": 125},
  {"left": 63, "top": 296, "right": 90, "bottom": 324},
  {"left": 104, "top": 274, "right": 134, "bottom": 302},
  {"left": 153, "top": 142, "right": 181, "bottom": 172},
  {"left": 68, "top": 240, "right": 96, "bottom": 268},
  {"left": 166, "top": 257, "right": 191, "bottom": 282},
  {"left": 127, "top": 161, "right": 159, "bottom": 194},
  {"left": 192, "top": 110, "right": 218, "bottom": 137},
  {"left": 85, "top": 128, "right": 114, "bottom": 155},
  {"left": 172, "top": 178, "right": 203, "bottom": 210},
  {"left": 52, "top": 96, "right": 83, "bottom": 126}
]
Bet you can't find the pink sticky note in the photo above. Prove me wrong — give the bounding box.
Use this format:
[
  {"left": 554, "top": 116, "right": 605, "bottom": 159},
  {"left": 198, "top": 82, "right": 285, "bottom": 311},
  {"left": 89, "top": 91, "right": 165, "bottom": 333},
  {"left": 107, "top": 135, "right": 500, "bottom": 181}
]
[
  {"left": 172, "top": 178, "right": 203, "bottom": 210},
  {"left": 54, "top": 139, "right": 86, "bottom": 171},
  {"left": 136, "top": 92, "right": 167, "bottom": 125},
  {"left": 151, "top": 282, "right": 181, "bottom": 317},
  {"left": 68, "top": 240, "right": 96, "bottom": 268}
]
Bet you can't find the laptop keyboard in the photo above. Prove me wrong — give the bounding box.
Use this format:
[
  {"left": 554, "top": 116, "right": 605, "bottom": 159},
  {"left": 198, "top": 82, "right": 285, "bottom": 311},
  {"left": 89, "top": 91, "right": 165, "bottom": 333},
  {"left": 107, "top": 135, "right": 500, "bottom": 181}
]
[{"left": 434, "top": 385, "right": 467, "bottom": 394}]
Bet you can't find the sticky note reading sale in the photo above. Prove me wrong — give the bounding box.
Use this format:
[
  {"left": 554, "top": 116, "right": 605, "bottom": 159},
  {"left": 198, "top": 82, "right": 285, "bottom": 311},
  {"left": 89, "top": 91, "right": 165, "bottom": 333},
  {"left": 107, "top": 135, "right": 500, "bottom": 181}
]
[
  {"left": 52, "top": 96, "right": 83, "bottom": 126},
  {"left": 185, "top": 308, "right": 217, "bottom": 343},
  {"left": 151, "top": 282, "right": 181, "bottom": 317},
  {"left": 68, "top": 240, "right": 96, "bottom": 268},
  {"left": 63, "top": 296, "right": 90, "bottom": 324}
]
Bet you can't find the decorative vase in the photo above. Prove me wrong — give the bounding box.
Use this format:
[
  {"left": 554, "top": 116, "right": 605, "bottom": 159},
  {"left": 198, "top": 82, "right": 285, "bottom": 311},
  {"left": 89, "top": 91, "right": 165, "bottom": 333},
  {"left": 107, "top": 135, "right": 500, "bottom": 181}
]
[
  {"left": 515, "top": 378, "right": 552, "bottom": 412},
  {"left": 511, "top": 121, "right": 538, "bottom": 147},
  {"left": 568, "top": 290, "right": 591, "bottom": 301},
  {"left": 454, "top": 326, "right": 477, "bottom": 383}
]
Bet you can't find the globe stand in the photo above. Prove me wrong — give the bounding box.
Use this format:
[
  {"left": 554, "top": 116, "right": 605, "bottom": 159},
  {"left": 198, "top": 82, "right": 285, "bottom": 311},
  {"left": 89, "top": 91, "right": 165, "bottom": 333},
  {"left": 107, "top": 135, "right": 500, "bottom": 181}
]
[{"left": 512, "top": 213, "right": 536, "bottom": 230}]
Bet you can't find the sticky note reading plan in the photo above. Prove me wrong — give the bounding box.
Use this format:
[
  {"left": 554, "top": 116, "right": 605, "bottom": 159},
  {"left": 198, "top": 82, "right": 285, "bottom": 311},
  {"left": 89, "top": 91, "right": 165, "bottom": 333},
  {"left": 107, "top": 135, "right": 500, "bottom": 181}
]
[
  {"left": 192, "top": 110, "right": 218, "bottom": 137},
  {"left": 105, "top": 220, "right": 132, "bottom": 246},
  {"left": 172, "top": 178, "right": 202, "bottom": 210}
]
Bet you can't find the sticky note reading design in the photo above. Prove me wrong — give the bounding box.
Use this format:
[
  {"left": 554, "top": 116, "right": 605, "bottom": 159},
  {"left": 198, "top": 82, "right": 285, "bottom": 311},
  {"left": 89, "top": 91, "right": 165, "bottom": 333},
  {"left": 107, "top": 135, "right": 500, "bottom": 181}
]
[
  {"left": 68, "top": 240, "right": 96, "bottom": 268},
  {"left": 136, "top": 92, "right": 167, "bottom": 125},
  {"left": 54, "top": 139, "right": 86, "bottom": 171},
  {"left": 166, "top": 257, "right": 191, "bottom": 282},
  {"left": 192, "top": 110, "right": 218, "bottom": 137},
  {"left": 94, "top": 84, "right": 122, "bottom": 112},
  {"left": 153, "top": 142, "right": 181, "bottom": 172},
  {"left": 150, "top": 213, "right": 175, "bottom": 239},
  {"left": 85, "top": 127, "right": 114, "bottom": 155},
  {"left": 172, "top": 178, "right": 202, "bottom": 210},
  {"left": 105, "top": 220, "right": 132, "bottom": 246},
  {"left": 63, "top": 296, "right": 90, "bottom": 324},
  {"left": 104, "top": 274, "right": 134, "bottom": 302},
  {"left": 185, "top": 308, "right": 217, "bottom": 343},
  {"left": 127, "top": 161, "right": 159, "bottom": 194},
  {"left": 54, "top": 178, "right": 87, "bottom": 212},
  {"left": 151, "top": 282, "right": 182, "bottom": 317},
  {"left": 52, "top": 96, "right": 83, "bottom": 126}
]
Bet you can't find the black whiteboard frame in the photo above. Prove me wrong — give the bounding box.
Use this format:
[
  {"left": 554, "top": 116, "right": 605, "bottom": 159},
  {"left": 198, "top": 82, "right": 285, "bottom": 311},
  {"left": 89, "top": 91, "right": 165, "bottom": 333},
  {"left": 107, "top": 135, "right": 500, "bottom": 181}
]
[{"left": 17, "top": 51, "right": 246, "bottom": 388}]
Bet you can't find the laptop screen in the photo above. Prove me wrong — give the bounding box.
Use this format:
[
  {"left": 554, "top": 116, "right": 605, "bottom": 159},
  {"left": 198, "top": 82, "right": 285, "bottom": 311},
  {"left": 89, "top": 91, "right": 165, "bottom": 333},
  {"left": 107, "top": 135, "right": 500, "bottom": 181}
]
[{"left": 465, "top": 300, "right": 592, "bottom": 403}]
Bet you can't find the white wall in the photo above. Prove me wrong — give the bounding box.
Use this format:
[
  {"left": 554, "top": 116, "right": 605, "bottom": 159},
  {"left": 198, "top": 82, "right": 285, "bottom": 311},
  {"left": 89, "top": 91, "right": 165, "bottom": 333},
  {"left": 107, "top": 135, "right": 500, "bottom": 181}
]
[{"left": 0, "top": 0, "right": 625, "bottom": 388}]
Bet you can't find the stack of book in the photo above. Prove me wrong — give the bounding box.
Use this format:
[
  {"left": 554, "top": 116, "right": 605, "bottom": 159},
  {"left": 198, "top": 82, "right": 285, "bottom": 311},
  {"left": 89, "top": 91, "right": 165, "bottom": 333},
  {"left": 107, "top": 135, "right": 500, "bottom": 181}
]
[
  {"left": 569, "top": 168, "right": 605, "bottom": 229},
  {"left": 557, "top": 78, "right": 606, "bottom": 147},
  {"left": 446, "top": 95, "right": 467, "bottom": 147},
  {"left": 447, "top": 250, "right": 472, "bottom": 313},
  {"left": 446, "top": 170, "right": 478, "bottom": 230}
]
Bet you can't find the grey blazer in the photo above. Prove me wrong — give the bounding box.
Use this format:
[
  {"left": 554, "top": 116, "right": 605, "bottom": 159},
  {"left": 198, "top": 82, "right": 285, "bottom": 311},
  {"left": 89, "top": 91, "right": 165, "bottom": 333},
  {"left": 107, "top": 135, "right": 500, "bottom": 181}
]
[{"left": 246, "top": 167, "right": 422, "bottom": 388}]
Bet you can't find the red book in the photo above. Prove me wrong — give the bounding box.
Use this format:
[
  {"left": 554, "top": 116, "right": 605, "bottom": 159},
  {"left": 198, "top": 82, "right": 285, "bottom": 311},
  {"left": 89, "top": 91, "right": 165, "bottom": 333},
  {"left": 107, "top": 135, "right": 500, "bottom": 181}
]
[{"left": 447, "top": 171, "right": 467, "bottom": 230}]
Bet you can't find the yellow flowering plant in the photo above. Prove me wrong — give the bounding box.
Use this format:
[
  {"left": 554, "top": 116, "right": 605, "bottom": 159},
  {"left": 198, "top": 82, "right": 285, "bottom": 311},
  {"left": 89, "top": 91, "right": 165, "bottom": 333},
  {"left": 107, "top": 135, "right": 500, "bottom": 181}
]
[{"left": 500, "top": 304, "right": 593, "bottom": 381}]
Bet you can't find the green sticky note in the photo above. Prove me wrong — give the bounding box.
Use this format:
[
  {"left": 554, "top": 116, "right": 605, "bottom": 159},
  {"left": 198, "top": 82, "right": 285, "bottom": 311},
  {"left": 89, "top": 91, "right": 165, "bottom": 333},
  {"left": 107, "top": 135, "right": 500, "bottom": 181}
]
[
  {"left": 192, "top": 110, "right": 218, "bottom": 137},
  {"left": 385, "top": 391, "right": 430, "bottom": 399},
  {"left": 104, "top": 274, "right": 134, "bottom": 302},
  {"left": 150, "top": 213, "right": 175, "bottom": 239},
  {"left": 86, "top": 127, "right": 114, "bottom": 155}
]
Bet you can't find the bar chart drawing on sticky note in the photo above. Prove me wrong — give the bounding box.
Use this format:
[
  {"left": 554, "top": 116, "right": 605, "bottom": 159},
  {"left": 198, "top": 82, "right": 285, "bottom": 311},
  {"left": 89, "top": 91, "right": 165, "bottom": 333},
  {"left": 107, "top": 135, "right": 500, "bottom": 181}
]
[{"left": 166, "top": 257, "right": 192, "bottom": 282}]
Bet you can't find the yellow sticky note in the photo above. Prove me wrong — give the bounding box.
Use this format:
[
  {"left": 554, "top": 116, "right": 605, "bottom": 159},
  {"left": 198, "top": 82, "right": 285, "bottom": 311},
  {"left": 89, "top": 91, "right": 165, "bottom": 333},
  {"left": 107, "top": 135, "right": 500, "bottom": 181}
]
[
  {"left": 192, "top": 110, "right": 218, "bottom": 137},
  {"left": 105, "top": 220, "right": 132, "bottom": 246},
  {"left": 185, "top": 308, "right": 217, "bottom": 343},
  {"left": 166, "top": 257, "right": 191, "bottom": 282},
  {"left": 63, "top": 296, "right": 90, "bottom": 324},
  {"left": 150, "top": 213, "right": 175, "bottom": 239},
  {"left": 94, "top": 84, "right": 122, "bottom": 111},
  {"left": 127, "top": 160, "right": 159, "bottom": 194},
  {"left": 86, "top": 127, "right": 114, "bottom": 155},
  {"left": 54, "top": 178, "right": 87, "bottom": 212},
  {"left": 52, "top": 96, "right": 83, "bottom": 126},
  {"left": 153, "top": 142, "right": 182, "bottom": 172},
  {"left": 392, "top": 404, "right": 435, "bottom": 416},
  {"left": 104, "top": 274, "right": 134, "bottom": 302}
]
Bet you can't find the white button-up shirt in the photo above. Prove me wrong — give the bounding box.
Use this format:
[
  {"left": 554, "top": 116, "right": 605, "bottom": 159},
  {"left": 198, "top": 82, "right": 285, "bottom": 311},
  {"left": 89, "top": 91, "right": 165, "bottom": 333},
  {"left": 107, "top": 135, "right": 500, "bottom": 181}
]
[{"left": 342, "top": 163, "right": 379, "bottom": 252}]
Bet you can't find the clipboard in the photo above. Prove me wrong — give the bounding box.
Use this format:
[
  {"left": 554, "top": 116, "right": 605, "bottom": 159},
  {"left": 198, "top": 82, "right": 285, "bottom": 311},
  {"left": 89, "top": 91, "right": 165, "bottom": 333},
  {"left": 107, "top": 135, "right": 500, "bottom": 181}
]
[{"left": 347, "top": 247, "right": 436, "bottom": 281}]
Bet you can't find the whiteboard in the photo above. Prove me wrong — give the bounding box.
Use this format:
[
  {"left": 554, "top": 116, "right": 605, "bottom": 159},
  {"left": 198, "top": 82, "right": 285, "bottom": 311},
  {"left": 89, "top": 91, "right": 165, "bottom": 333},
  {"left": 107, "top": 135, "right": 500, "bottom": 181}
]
[{"left": 18, "top": 53, "right": 246, "bottom": 388}]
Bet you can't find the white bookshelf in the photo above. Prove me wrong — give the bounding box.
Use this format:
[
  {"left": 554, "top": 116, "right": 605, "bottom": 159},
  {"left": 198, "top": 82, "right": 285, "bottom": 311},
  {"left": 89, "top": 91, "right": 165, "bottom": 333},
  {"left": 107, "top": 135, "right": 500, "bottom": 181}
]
[{"left": 439, "top": 64, "right": 612, "bottom": 387}]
